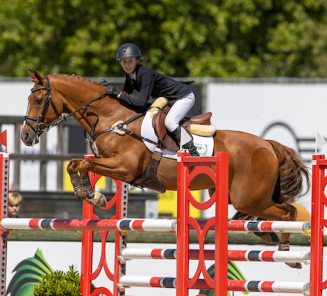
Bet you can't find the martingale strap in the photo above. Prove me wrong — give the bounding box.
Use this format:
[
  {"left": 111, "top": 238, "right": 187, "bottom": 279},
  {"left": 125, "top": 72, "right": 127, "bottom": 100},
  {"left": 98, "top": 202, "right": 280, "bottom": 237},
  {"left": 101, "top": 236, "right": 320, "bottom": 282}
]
[
  {"left": 92, "top": 112, "right": 146, "bottom": 141},
  {"left": 91, "top": 112, "right": 176, "bottom": 152}
]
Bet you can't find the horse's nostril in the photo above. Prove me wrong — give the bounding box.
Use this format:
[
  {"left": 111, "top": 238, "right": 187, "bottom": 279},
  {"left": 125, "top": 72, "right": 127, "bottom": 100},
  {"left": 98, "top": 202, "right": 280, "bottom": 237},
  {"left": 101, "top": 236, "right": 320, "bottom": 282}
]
[{"left": 23, "top": 132, "right": 29, "bottom": 143}]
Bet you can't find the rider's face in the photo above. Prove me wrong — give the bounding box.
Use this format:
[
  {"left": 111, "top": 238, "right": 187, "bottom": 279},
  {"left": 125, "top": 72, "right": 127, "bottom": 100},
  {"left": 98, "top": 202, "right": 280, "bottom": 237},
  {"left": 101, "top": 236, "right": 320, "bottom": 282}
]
[{"left": 119, "top": 57, "right": 140, "bottom": 75}]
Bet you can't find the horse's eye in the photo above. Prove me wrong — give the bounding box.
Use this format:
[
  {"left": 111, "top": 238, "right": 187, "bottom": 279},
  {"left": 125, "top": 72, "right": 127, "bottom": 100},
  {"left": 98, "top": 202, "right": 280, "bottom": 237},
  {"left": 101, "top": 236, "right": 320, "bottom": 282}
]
[{"left": 35, "top": 98, "right": 43, "bottom": 105}]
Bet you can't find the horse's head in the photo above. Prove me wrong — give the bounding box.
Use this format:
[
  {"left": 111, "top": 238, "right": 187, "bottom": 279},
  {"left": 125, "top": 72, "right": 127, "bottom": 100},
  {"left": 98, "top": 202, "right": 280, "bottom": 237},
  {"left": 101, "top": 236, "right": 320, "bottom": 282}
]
[{"left": 21, "top": 70, "right": 62, "bottom": 146}]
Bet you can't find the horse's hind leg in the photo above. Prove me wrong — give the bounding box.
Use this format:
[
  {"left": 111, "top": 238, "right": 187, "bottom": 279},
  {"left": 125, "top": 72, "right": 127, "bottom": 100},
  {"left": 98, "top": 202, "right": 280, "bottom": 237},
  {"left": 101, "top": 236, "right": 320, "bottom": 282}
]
[
  {"left": 209, "top": 187, "right": 280, "bottom": 245},
  {"left": 246, "top": 202, "right": 301, "bottom": 269},
  {"left": 275, "top": 204, "right": 302, "bottom": 269},
  {"left": 230, "top": 187, "right": 301, "bottom": 268},
  {"left": 67, "top": 159, "right": 107, "bottom": 208}
]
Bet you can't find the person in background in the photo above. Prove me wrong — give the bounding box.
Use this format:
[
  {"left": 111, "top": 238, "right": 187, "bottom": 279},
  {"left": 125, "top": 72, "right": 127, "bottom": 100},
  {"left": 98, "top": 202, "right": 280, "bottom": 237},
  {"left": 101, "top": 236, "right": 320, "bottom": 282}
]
[{"left": 8, "top": 192, "right": 23, "bottom": 218}]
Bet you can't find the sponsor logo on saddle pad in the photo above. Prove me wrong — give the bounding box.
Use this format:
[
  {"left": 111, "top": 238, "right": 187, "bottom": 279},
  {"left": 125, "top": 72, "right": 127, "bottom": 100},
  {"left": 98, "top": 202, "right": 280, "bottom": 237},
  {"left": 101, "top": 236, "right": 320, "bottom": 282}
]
[{"left": 195, "top": 143, "right": 207, "bottom": 156}]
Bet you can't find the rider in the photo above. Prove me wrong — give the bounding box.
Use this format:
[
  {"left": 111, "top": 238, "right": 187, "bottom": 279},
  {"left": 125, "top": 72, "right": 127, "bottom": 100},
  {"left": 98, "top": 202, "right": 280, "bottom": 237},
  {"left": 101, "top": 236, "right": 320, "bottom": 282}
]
[{"left": 106, "top": 43, "right": 199, "bottom": 157}]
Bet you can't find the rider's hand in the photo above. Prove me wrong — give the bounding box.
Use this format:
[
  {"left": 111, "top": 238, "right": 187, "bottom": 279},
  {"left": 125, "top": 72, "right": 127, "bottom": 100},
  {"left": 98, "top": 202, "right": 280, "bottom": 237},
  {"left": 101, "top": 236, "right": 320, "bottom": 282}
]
[{"left": 106, "top": 85, "right": 121, "bottom": 99}]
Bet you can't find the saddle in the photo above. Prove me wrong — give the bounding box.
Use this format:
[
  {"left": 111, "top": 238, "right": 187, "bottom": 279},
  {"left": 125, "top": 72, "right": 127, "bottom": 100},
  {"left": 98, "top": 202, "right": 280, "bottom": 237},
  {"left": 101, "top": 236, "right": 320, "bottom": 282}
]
[
  {"left": 130, "top": 98, "right": 216, "bottom": 193},
  {"left": 152, "top": 105, "right": 214, "bottom": 151}
]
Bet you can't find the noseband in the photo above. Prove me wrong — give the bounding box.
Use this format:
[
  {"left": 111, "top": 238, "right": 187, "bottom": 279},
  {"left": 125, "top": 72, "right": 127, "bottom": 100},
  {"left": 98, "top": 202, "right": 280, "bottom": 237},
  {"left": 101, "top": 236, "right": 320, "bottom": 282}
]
[{"left": 24, "top": 76, "right": 60, "bottom": 137}]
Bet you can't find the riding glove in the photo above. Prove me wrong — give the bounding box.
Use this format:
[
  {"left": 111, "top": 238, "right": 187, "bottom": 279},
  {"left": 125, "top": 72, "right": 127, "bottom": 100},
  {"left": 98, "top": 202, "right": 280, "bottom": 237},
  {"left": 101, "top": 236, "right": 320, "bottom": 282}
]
[{"left": 106, "top": 85, "right": 121, "bottom": 99}]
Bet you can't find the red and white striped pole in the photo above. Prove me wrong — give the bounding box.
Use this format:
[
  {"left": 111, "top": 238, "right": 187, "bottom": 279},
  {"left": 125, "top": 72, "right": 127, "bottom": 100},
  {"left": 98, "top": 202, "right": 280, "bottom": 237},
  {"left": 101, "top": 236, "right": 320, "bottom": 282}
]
[
  {"left": 120, "top": 248, "right": 310, "bottom": 263},
  {"left": 119, "top": 275, "right": 309, "bottom": 294}
]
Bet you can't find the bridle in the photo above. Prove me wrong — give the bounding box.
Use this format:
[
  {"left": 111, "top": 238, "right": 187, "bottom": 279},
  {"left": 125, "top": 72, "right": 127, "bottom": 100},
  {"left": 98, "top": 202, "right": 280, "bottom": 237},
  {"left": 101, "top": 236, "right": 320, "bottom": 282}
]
[
  {"left": 23, "top": 75, "right": 109, "bottom": 140},
  {"left": 23, "top": 76, "right": 60, "bottom": 138}
]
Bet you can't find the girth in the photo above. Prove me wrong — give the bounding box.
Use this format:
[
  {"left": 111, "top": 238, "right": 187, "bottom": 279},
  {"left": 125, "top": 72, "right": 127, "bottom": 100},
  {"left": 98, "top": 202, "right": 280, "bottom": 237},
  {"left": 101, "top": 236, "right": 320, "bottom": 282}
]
[{"left": 130, "top": 151, "right": 166, "bottom": 193}]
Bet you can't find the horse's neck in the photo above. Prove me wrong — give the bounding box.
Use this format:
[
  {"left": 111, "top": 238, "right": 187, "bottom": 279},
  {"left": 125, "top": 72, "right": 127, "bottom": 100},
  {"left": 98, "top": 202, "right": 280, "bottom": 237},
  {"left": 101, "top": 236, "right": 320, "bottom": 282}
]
[{"left": 54, "top": 77, "right": 139, "bottom": 133}]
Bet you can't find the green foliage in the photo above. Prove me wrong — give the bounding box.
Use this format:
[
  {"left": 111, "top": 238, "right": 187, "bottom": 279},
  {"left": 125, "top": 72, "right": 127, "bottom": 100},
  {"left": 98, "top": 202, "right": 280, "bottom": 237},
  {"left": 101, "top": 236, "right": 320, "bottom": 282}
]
[
  {"left": 1, "top": 0, "right": 327, "bottom": 77},
  {"left": 33, "top": 265, "right": 82, "bottom": 296}
]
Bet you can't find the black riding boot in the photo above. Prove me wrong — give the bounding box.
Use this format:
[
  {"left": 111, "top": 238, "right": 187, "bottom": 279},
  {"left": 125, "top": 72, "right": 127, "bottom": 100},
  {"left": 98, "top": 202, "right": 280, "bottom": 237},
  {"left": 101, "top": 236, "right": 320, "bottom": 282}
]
[
  {"left": 170, "top": 127, "right": 200, "bottom": 157},
  {"left": 170, "top": 126, "right": 181, "bottom": 145},
  {"left": 182, "top": 141, "right": 200, "bottom": 157}
]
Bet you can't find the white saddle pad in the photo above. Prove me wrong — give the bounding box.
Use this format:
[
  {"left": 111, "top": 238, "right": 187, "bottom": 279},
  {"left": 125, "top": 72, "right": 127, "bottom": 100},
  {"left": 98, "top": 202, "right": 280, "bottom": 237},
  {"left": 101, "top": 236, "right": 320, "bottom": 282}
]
[{"left": 141, "top": 111, "right": 214, "bottom": 160}]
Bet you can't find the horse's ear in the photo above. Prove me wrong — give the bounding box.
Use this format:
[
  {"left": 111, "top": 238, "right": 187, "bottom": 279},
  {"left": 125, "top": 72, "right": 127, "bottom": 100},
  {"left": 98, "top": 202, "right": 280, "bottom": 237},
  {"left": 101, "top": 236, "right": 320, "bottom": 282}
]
[
  {"left": 27, "top": 69, "right": 36, "bottom": 82},
  {"left": 33, "top": 69, "right": 45, "bottom": 83}
]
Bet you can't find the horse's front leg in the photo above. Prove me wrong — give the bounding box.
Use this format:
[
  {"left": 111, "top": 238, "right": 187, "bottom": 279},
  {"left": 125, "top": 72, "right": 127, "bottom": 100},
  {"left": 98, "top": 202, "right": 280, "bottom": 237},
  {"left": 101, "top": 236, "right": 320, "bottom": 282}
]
[
  {"left": 66, "top": 158, "right": 108, "bottom": 208},
  {"left": 67, "top": 156, "right": 127, "bottom": 208}
]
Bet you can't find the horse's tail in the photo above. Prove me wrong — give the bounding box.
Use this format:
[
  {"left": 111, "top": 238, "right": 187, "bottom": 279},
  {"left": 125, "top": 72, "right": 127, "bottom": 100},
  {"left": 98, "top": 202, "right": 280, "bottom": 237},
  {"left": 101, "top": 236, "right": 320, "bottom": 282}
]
[
  {"left": 267, "top": 140, "right": 310, "bottom": 205},
  {"left": 232, "top": 140, "right": 310, "bottom": 221}
]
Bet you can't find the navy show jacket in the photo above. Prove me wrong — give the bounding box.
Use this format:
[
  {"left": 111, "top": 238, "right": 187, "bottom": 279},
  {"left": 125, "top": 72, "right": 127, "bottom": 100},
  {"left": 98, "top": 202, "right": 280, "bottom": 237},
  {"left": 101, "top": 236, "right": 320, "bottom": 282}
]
[{"left": 119, "top": 64, "right": 193, "bottom": 109}]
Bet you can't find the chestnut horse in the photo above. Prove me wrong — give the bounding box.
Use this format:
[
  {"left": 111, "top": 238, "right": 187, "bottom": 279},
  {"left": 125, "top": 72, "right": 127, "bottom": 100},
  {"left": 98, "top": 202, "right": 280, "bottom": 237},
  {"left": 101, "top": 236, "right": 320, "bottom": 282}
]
[{"left": 21, "top": 70, "right": 309, "bottom": 268}]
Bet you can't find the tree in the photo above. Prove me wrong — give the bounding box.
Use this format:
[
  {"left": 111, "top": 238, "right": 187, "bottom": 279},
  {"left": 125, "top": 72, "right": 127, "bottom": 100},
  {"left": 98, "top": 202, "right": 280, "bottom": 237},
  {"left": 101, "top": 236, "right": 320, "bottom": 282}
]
[{"left": 1, "top": 0, "right": 327, "bottom": 78}]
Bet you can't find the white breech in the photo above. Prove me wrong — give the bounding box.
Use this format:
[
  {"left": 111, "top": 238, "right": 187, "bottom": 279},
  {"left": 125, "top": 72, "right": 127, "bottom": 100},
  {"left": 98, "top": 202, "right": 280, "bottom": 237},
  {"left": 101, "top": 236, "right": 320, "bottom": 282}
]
[{"left": 165, "top": 92, "right": 195, "bottom": 132}]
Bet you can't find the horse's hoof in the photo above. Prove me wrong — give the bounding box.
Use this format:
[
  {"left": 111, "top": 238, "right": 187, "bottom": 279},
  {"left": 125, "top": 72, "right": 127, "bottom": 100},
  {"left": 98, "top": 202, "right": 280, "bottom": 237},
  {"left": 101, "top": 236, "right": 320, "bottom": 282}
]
[
  {"left": 94, "top": 192, "right": 107, "bottom": 208},
  {"left": 286, "top": 262, "right": 302, "bottom": 269}
]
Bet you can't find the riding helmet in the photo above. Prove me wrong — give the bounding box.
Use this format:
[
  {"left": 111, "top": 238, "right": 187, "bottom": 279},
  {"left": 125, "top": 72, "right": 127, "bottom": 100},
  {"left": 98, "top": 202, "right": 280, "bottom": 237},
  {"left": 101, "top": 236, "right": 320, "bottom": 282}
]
[{"left": 116, "top": 43, "right": 143, "bottom": 61}]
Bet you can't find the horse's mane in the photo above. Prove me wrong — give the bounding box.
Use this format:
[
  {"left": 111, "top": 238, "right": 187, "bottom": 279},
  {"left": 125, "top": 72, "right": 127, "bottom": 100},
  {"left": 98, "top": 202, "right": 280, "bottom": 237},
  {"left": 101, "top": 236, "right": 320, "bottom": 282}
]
[
  {"left": 48, "top": 73, "right": 149, "bottom": 112},
  {"left": 48, "top": 73, "right": 150, "bottom": 112},
  {"left": 49, "top": 73, "right": 101, "bottom": 87}
]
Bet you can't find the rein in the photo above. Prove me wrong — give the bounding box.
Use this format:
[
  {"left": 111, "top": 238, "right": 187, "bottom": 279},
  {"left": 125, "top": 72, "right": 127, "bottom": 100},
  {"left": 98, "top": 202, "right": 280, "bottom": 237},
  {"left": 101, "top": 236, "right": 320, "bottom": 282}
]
[
  {"left": 24, "top": 75, "right": 108, "bottom": 137},
  {"left": 25, "top": 76, "right": 165, "bottom": 150},
  {"left": 92, "top": 112, "right": 145, "bottom": 141},
  {"left": 91, "top": 109, "right": 176, "bottom": 151}
]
